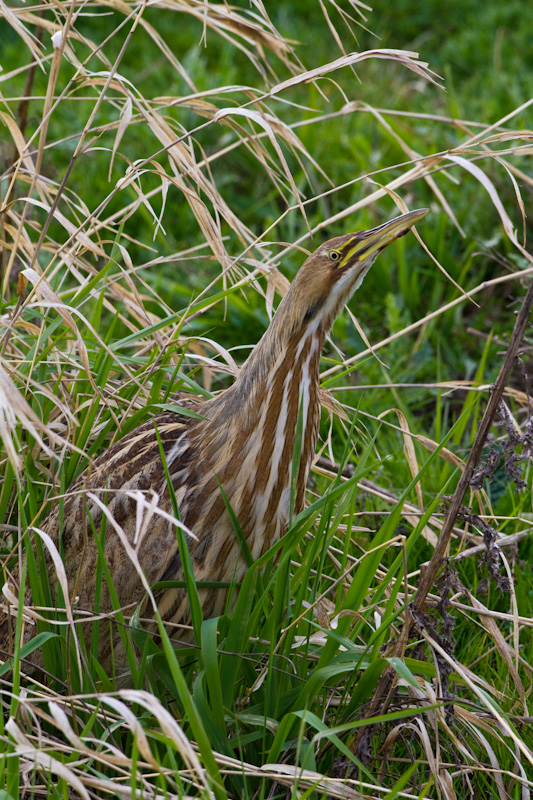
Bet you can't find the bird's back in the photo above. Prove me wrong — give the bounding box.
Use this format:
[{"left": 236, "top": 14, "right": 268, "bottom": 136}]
[
  {"left": 0, "top": 411, "right": 201, "bottom": 675},
  {"left": 0, "top": 392, "right": 312, "bottom": 677}
]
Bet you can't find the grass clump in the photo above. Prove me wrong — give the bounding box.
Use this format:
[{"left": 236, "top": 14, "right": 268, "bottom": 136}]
[{"left": 1, "top": 0, "right": 533, "bottom": 796}]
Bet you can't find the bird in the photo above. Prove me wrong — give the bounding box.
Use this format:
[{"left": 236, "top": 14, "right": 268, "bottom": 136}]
[{"left": 0, "top": 208, "right": 427, "bottom": 679}]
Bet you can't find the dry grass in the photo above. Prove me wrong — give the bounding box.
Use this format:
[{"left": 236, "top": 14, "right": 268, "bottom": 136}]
[{"left": 1, "top": 0, "right": 533, "bottom": 796}]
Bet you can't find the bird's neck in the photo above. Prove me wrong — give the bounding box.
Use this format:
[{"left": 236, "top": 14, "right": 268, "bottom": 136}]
[
  {"left": 199, "top": 295, "right": 327, "bottom": 507},
  {"left": 224, "top": 293, "right": 329, "bottom": 417}
]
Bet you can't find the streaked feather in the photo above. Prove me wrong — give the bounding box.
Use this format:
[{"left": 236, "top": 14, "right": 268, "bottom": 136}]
[{"left": 0, "top": 210, "right": 427, "bottom": 679}]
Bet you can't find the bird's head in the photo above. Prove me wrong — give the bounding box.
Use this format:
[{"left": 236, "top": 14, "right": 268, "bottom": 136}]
[
  {"left": 228, "top": 208, "right": 428, "bottom": 403},
  {"left": 283, "top": 208, "right": 428, "bottom": 335}
]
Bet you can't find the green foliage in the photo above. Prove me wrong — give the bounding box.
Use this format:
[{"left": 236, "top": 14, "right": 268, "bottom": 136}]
[{"left": 1, "top": 0, "right": 532, "bottom": 796}]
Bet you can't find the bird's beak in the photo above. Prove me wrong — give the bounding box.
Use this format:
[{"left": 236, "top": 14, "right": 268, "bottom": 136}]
[{"left": 342, "top": 208, "right": 428, "bottom": 265}]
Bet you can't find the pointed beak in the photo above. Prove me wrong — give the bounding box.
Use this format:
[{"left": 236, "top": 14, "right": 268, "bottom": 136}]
[{"left": 342, "top": 208, "right": 428, "bottom": 265}]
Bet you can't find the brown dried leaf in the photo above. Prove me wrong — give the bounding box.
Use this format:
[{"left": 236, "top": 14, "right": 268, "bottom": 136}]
[
  {"left": 0, "top": 0, "right": 44, "bottom": 61},
  {"left": 466, "top": 591, "right": 527, "bottom": 709},
  {"left": 5, "top": 718, "right": 90, "bottom": 800},
  {"left": 0, "top": 112, "right": 36, "bottom": 176},
  {"left": 0, "top": 362, "right": 57, "bottom": 471},
  {"left": 270, "top": 48, "right": 442, "bottom": 95}
]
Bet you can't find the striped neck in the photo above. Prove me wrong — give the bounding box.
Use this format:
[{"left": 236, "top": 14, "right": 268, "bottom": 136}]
[
  {"left": 198, "top": 299, "right": 327, "bottom": 520},
  {"left": 209, "top": 292, "right": 329, "bottom": 425}
]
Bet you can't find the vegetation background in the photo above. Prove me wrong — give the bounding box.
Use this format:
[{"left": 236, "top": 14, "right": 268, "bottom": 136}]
[{"left": 1, "top": 0, "right": 532, "bottom": 797}]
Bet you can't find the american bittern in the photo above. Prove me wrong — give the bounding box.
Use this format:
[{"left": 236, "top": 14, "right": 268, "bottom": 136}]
[{"left": 1, "top": 209, "right": 427, "bottom": 677}]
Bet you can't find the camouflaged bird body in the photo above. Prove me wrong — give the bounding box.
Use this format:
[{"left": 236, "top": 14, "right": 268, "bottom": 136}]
[
  {"left": 1, "top": 329, "right": 322, "bottom": 677},
  {"left": 0, "top": 210, "right": 427, "bottom": 680}
]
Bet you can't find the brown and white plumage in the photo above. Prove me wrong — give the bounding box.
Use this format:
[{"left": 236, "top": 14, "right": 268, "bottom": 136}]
[{"left": 0, "top": 209, "right": 427, "bottom": 677}]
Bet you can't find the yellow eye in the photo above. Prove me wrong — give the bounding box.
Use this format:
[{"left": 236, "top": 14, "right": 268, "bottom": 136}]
[{"left": 328, "top": 249, "right": 342, "bottom": 264}]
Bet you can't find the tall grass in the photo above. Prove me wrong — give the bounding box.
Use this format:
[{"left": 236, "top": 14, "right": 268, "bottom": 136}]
[{"left": 1, "top": 0, "right": 533, "bottom": 796}]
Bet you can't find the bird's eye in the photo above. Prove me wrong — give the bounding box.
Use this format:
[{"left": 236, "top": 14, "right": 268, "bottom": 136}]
[{"left": 328, "top": 249, "right": 342, "bottom": 264}]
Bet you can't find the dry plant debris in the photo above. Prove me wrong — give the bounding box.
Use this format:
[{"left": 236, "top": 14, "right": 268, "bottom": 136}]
[{"left": 1, "top": 0, "right": 533, "bottom": 796}]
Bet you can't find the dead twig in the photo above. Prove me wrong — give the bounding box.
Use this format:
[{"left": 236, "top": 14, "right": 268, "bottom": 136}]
[{"left": 352, "top": 273, "right": 533, "bottom": 759}]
